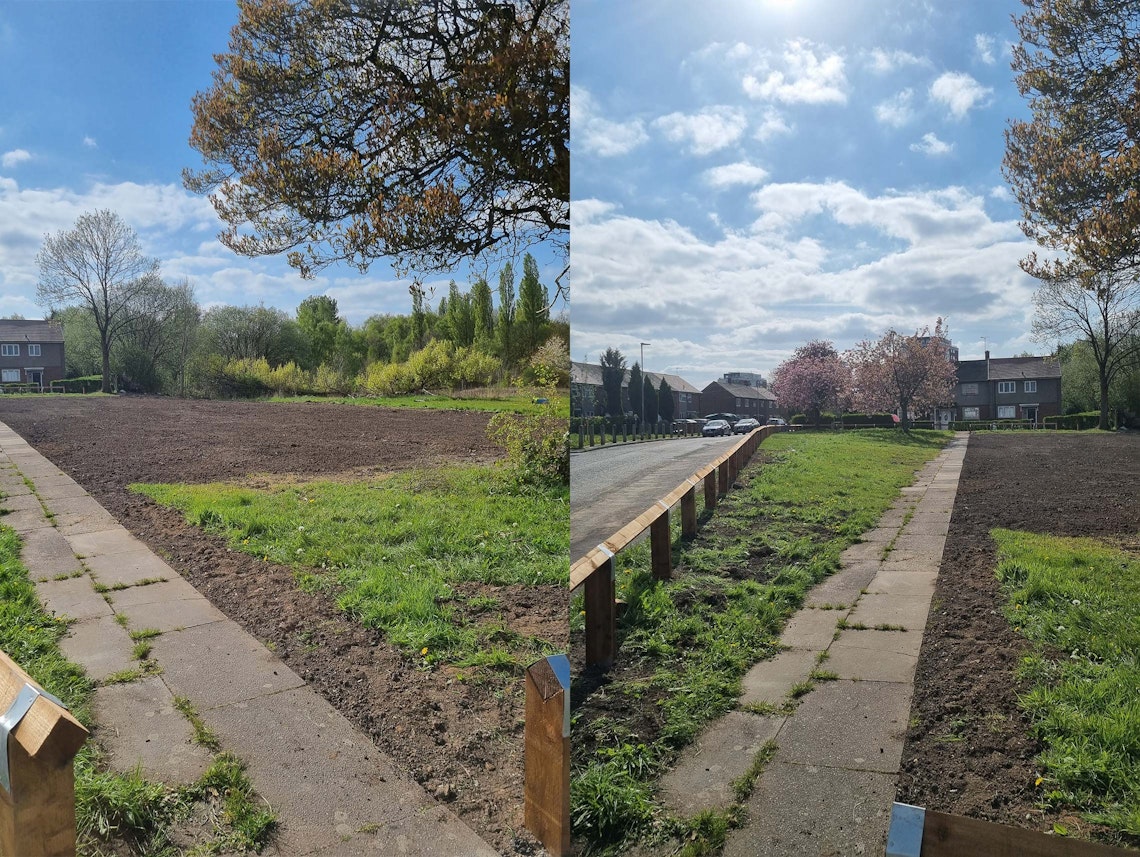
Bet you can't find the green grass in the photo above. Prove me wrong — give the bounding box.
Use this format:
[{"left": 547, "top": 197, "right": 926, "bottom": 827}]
[
  {"left": 994, "top": 529, "right": 1140, "bottom": 841},
  {"left": 266, "top": 391, "right": 569, "bottom": 416},
  {"left": 132, "top": 464, "right": 568, "bottom": 667},
  {"left": 571, "top": 429, "right": 950, "bottom": 854},
  {"left": 0, "top": 522, "right": 275, "bottom": 854}
]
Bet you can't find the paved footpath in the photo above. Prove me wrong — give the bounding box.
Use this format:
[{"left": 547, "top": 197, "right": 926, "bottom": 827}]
[
  {"left": 0, "top": 421, "right": 498, "bottom": 856},
  {"left": 660, "top": 433, "right": 969, "bottom": 856}
]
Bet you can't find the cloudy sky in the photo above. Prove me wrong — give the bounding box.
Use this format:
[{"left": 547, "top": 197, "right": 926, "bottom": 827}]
[
  {"left": 0, "top": 2, "right": 562, "bottom": 326},
  {"left": 571, "top": 0, "right": 1046, "bottom": 389}
]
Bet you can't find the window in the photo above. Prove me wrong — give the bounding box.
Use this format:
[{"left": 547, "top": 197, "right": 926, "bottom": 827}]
[
  {"left": 1, "top": 369, "right": 18, "bottom": 382},
  {"left": 997, "top": 381, "right": 1015, "bottom": 394},
  {"left": 963, "top": 407, "right": 979, "bottom": 420},
  {"left": 960, "top": 383, "right": 978, "bottom": 395},
  {"left": 997, "top": 405, "right": 1016, "bottom": 419},
  {"left": 1, "top": 344, "right": 18, "bottom": 357},
  {"left": 28, "top": 344, "right": 41, "bottom": 357},
  {"left": 1024, "top": 380, "right": 1037, "bottom": 393}
]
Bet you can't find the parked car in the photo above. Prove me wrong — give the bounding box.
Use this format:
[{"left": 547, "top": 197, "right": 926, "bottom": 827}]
[
  {"left": 733, "top": 417, "right": 760, "bottom": 433},
  {"left": 704, "top": 412, "right": 741, "bottom": 426},
  {"left": 702, "top": 419, "right": 731, "bottom": 437},
  {"left": 767, "top": 417, "right": 787, "bottom": 427}
]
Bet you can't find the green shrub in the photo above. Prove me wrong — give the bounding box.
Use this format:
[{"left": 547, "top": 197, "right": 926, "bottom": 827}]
[
  {"left": 407, "top": 340, "right": 455, "bottom": 389},
  {"left": 487, "top": 406, "right": 568, "bottom": 486}
]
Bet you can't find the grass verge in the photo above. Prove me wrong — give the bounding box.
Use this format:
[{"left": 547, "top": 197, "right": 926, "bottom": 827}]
[
  {"left": 0, "top": 523, "right": 275, "bottom": 854},
  {"left": 132, "top": 464, "right": 568, "bottom": 669},
  {"left": 571, "top": 429, "right": 949, "bottom": 854},
  {"left": 266, "top": 391, "right": 569, "bottom": 416},
  {"left": 994, "top": 528, "right": 1140, "bottom": 842}
]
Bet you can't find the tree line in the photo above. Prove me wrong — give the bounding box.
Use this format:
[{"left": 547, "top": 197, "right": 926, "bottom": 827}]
[
  {"left": 37, "top": 210, "right": 567, "bottom": 398},
  {"left": 590, "top": 347, "right": 676, "bottom": 424}
]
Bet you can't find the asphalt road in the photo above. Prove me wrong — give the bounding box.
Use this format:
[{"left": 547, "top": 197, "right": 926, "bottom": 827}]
[{"left": 570, "top": 434, "right": 738, "bottom": 562}]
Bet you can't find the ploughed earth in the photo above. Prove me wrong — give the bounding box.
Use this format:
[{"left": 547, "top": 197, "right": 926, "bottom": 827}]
[
  {"left": 898, "top": 431, "right": 1140, "bottom": 844},
  {"left": 0, "top": 395, "right": 570, "bottom": 856}
]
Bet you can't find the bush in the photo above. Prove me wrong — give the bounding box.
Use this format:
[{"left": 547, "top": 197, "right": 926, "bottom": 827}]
[
  {"left": 839, "top": 412, "right": 897, "bottom": 427},
  {"left": 1043, "top": 412, "right": 1105, "bottom": 430},
  {"left": 406, "top": 340, "right": 454, "bottom": 390},
  {"left": 267, "top": 361, "right": 308, "bottom": 396},
  {"left": 487, "top": 407, "right": 568, "bottom": 486},
  {"left": 453, "top": 347, "right": 502, "bottom": 387},
  {"left": 359, "top": 361, "right": 417, "bottom": 396}
]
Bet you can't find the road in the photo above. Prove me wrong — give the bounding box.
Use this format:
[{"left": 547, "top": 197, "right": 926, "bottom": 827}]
[{"left": 570, "top": 435, "right": 739, "bottom": 562}]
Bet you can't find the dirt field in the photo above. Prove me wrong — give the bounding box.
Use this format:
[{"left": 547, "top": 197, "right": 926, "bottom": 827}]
[
  {"left": 898, "top": 431, "right": 1140, "bottom": 844},
  {"left": 0, "top": 395, "right": 569, "bottom": 855}
]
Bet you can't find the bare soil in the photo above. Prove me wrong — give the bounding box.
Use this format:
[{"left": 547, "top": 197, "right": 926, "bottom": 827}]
[
  {"left": 0, "top": 395, "right": 569, "bottom": 856},
  {"left": 897, "top": 431, "right": 1140, "bottom": 845}
]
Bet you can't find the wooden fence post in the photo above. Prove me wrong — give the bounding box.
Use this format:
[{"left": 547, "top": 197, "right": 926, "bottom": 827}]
[
  {"left": 584, "top": 557, "right": 616, "bottom": 669},
  {"left": 718, "top": 460, "right": 729, "bottom": 495},
  {"left": 524, "top": 655, "right": 570, "bottom": 857},
  {"left": 680, "top": 485, "right": 697, "bottom": 538},
  {"left": 0, "top": 650, "right": 88, "bottom": 857},
  {"left": 650, "top": 509, "right": 671, "bottom": 580},
  {"left": 704, "top": 471, "right": 717, "bottom": 509}
]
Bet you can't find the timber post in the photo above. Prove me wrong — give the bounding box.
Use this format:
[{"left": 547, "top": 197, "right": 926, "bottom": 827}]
[{"left": 524, "top": 655, "right": 570, "bottom": 857}]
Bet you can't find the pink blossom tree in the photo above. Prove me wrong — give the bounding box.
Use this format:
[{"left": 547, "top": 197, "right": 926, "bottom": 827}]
[
  {"left": 845, "top": 319, "right": 958, "bottom": 429},
  {"left": 771, "top": 340, "right": 851, "bottom": 426}
]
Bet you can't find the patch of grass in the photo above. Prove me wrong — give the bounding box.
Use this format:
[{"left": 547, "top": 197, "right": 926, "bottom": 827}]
[
  {"left": 788, "top": 679, "right": 815, "bottom": 699},
  {"left": 837, "top": 618, "right": 869, "bottom": 630},
  {"left": 131, "top": 641, "right": 152, "bottom": 660},
  {"left": 101, "top": 667, "right": 146, "bottom": 685},
  {"left": 809, "top": 668, "right": 839, "bottom": 682},
  {"left": 731, "top": 740, "right": 778, "bottom": 803},
  {"left": 994, "top": 529, "right": 1140, "bottom": 840},
  {"left": 186, "top": 753, "right": 277, "bottom": 852},
  {"left": 571, "top": 429, "right": 950, "bottom": 854},
  {"left": 133, "top": 465, "right": 567, "bottom": 667},
  {"left": 173, "top": 696, "right": 222, "bottom": 752},
  {"left": 129, "top": 627, "right": 162, "bottom": 641},
  {"left": 873, "top": 623, "right": 907, "bottom": 632}
]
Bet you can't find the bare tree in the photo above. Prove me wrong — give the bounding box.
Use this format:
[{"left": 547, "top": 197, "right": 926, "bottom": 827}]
[
  {"left": 35, "top": 210, "right": 161, "bottom": 393},
  {"left": 1033, "top": 268, "right": 1140, "bottom": 429}
]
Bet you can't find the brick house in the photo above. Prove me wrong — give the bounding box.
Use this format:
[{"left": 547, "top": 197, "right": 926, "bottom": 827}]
[
  {"left": 700, "top": 379, "right": 779, "bottom": 422},
  {"left": 954, "top": 352, "right": 1062, "bottom": 424},
  {"left": 570, "top": 361, "right": 703, "bottom": 418},
  {"left": 0, "top": 320, "right": 65, "bottom": 389}
]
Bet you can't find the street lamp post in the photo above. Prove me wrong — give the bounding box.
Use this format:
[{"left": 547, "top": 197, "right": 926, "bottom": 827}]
[{"left": 640, "top": 342, "right": 650, "bottom": 437}]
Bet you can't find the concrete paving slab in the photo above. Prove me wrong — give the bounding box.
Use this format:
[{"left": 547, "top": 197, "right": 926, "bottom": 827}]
[
  {"left": 67, "top": 527, "right": 150, "bottom": 558},
  {"left": 846, "top": 593, "right": 932, "bottom": 631},
  {"left": 20, "top": 525, "right": 84, "bottom": 577},
  {"left": 778, "top": 608, "right": 842, "bottom": 650},
  {"left": 84, "top": 547, "right": 176, "bottom": 586},
  {"left": 104, "top": 576, "right": 198, "bottom": 607},
  {"left": 34, "top": 575, "right": 112, "bottom": 620},
  {"left": 60, "top": 614, "right": 139, "bottom": 681},
  {"left": 777, "top": 680, "right": 911, "bottom": 773},
  {"left": 0, "top": 475, "right": 31, "bottom": 497},
  {"left": 826, "top": 639, "right": 917, "bottom": 683},
  {"left": 115, "top": 595, "right": 228, "bottom": 633},
  {"left": 93, "top": 677, "right": 213, "bottom": 785},
  {"left": 1, "top": 506, "right": 53, "bottom": 533},
  {"left": 723, "top": 761, "right": 896, "bottom": 857},
  {"left": 149, "top": 620, "right": 306, "bottom": 708},
  {"left": 827, "top": 627, "right": 924, "bottom": 660},
  {"left": 886, "top": 534, "right": 947, "bottom": 561},
  {"left": 805, "top": 564, "right": 878, "bottom": 608},
  {"left": 857, "top": 526, "right": 898, "bottom": 545},
  {"left": 660, "top": 712, "right": 785, "bottom": 817},
  {"left": 840, "top": 541, "right": 885, "bottom": 564},
  {"left": 0, "top": 492, "right": 42, "bottom": 512},
  {"left": 43, "top": 495, "right": 120, "bottom": 534},
  {"left": 33, "top": 475, "right": 90, "bottom": 501},
  {"left": 199, "top": 686, "right": 497, "bottom": 857},
  {"left": 866, "top": 569, "right": 938, "bottom": 597},
  {"left": 740, "top": 647, "right": 821, "bottom": 707},
  {"left": 897, "top": 517, "right": 953, "bottom": 536}
]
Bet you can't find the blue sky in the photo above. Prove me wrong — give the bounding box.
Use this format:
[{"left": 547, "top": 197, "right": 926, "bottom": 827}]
[
  {"left": 0, "top": 1, "right": 563, "bottom": 326},
  {"left": 571, "top": 0, "right": 1045, "bottom": 389}
]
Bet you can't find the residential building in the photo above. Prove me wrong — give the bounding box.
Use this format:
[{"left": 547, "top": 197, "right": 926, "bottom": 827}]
[
  {"left": 0, "top": 320, "right": 65, "bottom": 389},
  {"left": 701, "top": 379, "right": 779, "bottom": 421},
  {"left": 954, "top": 351, "right": 1062, "bottom": 424},
  {"left": 570, "top": 361, "right": 703, "bottom": 418},
  {"left": 719, "top": 371, "right": 767, "bottom": 388}
]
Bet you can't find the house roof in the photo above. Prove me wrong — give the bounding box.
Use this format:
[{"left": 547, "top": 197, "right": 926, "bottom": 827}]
[
  {"left": 956, "top": 360, "right": 988, "bottom": 383},
  {"left": 702, "top": 380, "right": 778, "bottom": 402},
  {"left": 986, "top": 356, "right": 1061, "bottom": 380},
  {"left": 0, "top": 320, "right": 64, "bottom": 343},
  {"left": 569, "top": 361, "right": 702, "bottom": 395}
]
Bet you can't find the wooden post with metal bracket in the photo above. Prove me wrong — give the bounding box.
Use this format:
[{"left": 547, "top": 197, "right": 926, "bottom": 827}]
[
  {"left": 524, "top": 654, "right": 570, "bottom": 857},
  {"left": 0, "top": 649, "right": 89, "bottom": 857}
]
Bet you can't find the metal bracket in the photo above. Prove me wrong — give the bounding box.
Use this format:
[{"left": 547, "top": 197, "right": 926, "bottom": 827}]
[
  {"left": 885, "top": 801, "right": 925, "bottom": 857},
  {"left": 547, "top": 654, "right": 571, "bottom": 739},
  {"left": 0, "top": 682, "right": 66, "bottom": 793}
]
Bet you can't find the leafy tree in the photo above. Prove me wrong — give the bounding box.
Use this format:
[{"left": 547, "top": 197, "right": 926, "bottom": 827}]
[
  {"left": 443, "top": 281, "right": 475, "bottom": 348},
  {"left": 599, "top": 347, "right": 626, "bottom": 418},
  {"left": 846, "top": 320, "right": 957, "bottom": 430},
  {"left": 658, "top": 377, "right": 674, "bottom": 424},
  {"left": 296, "top": 295, "right": 341, "bottom": 369},
  {"left": 642, "top": 375, "right": 658, "bottom": 424},
  {"left": 1032, "top": 268, "right": 1140, "bottom": 429},
  {"left": 1005, "top": 1, "right": 1140, "bottom": 281},
  {"left": 517, "top": 252, "right": 549, "bottom": 356},
  {"left": 627, "top": 362, "right": 643, "bottom": 421},
  {"left": 471, "top": 277, "right": 495, "bottom": 347},
  {"left": 771, "top": 340, "right": 850, "bottom": 426},
  {"left": 185, "top": 0, "right": 568, "bottom": 282},
  {"left": 198, "top": 304, "right": 303, "bottom": 365},
  {"left": 35, "top": 209, "right": 161, "bottom": 393},
  {"left": 497, "top": 262, "right": 517, "bottom": 366},
  {"left": 529, "top": 333, "right": 569, "bottom": 387},
  {"left": 54, "top": 306, "right": 101, "bottom": 378},
  {"left": 411, "top": 286, "right": 428, "bottom": 351},
  {"left": 117, "top": 278, "right": 199, "bottom": 393}
]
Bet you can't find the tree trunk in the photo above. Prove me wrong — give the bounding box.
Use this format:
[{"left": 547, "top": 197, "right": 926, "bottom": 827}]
[
  {"left": 1099, "top": 374, "right": 1111, "bottom": 430},
  {"left": 100, "top": 338, "right": 112, "bottom": 394}
]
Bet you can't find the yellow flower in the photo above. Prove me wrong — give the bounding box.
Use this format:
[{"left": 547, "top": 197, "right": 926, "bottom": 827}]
[
  {"left": 1035, "top": 776, "right": 1044, "bottom": 787},
  {"left": 421, "top": 647, "right": 429, "bottom": 655}
]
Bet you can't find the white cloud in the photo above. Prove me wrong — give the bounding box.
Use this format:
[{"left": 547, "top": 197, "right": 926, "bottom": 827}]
[
  {"left": 910, "top": 132, "right": 954, "bottom": 156},
  {"left": 929, "top": 71, "right": 993, "bottom": 119},
  {"left": 1, "top": 149, "right": 31, "bottom": 168},
  {"left": 703, "top": 161, "right": 769, "bottom": 189},
  {"left": 571, "top": 85, "right": 648, "bottom": 157},
  {"left": 653, "top": 106, "right": 747, "bottom": 156},
  {"left": 974, "top": 34, "right": 996, "bottom": 65},
  {"left": 989, "top": 185, "right": 1011, "bottom": 201},
  {"left": 82, "top": 136, "right": 97, "bottom": 148},
  {"left": 742, "top": 39, "right": 848, "bottom": 105},
  {"left": 864, "top": 48, "right": 928, "bottom": 74},
  {"left": 754, "top": 108, "right": 793, "bottom": 142},
  {"left": 874, "top": 89, "right": 914, "bottom": 128}
]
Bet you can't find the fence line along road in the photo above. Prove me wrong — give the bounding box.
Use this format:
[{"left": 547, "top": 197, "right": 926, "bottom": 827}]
[{"left": 570, "top": 425, "right": 779, "bottom": 669}]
